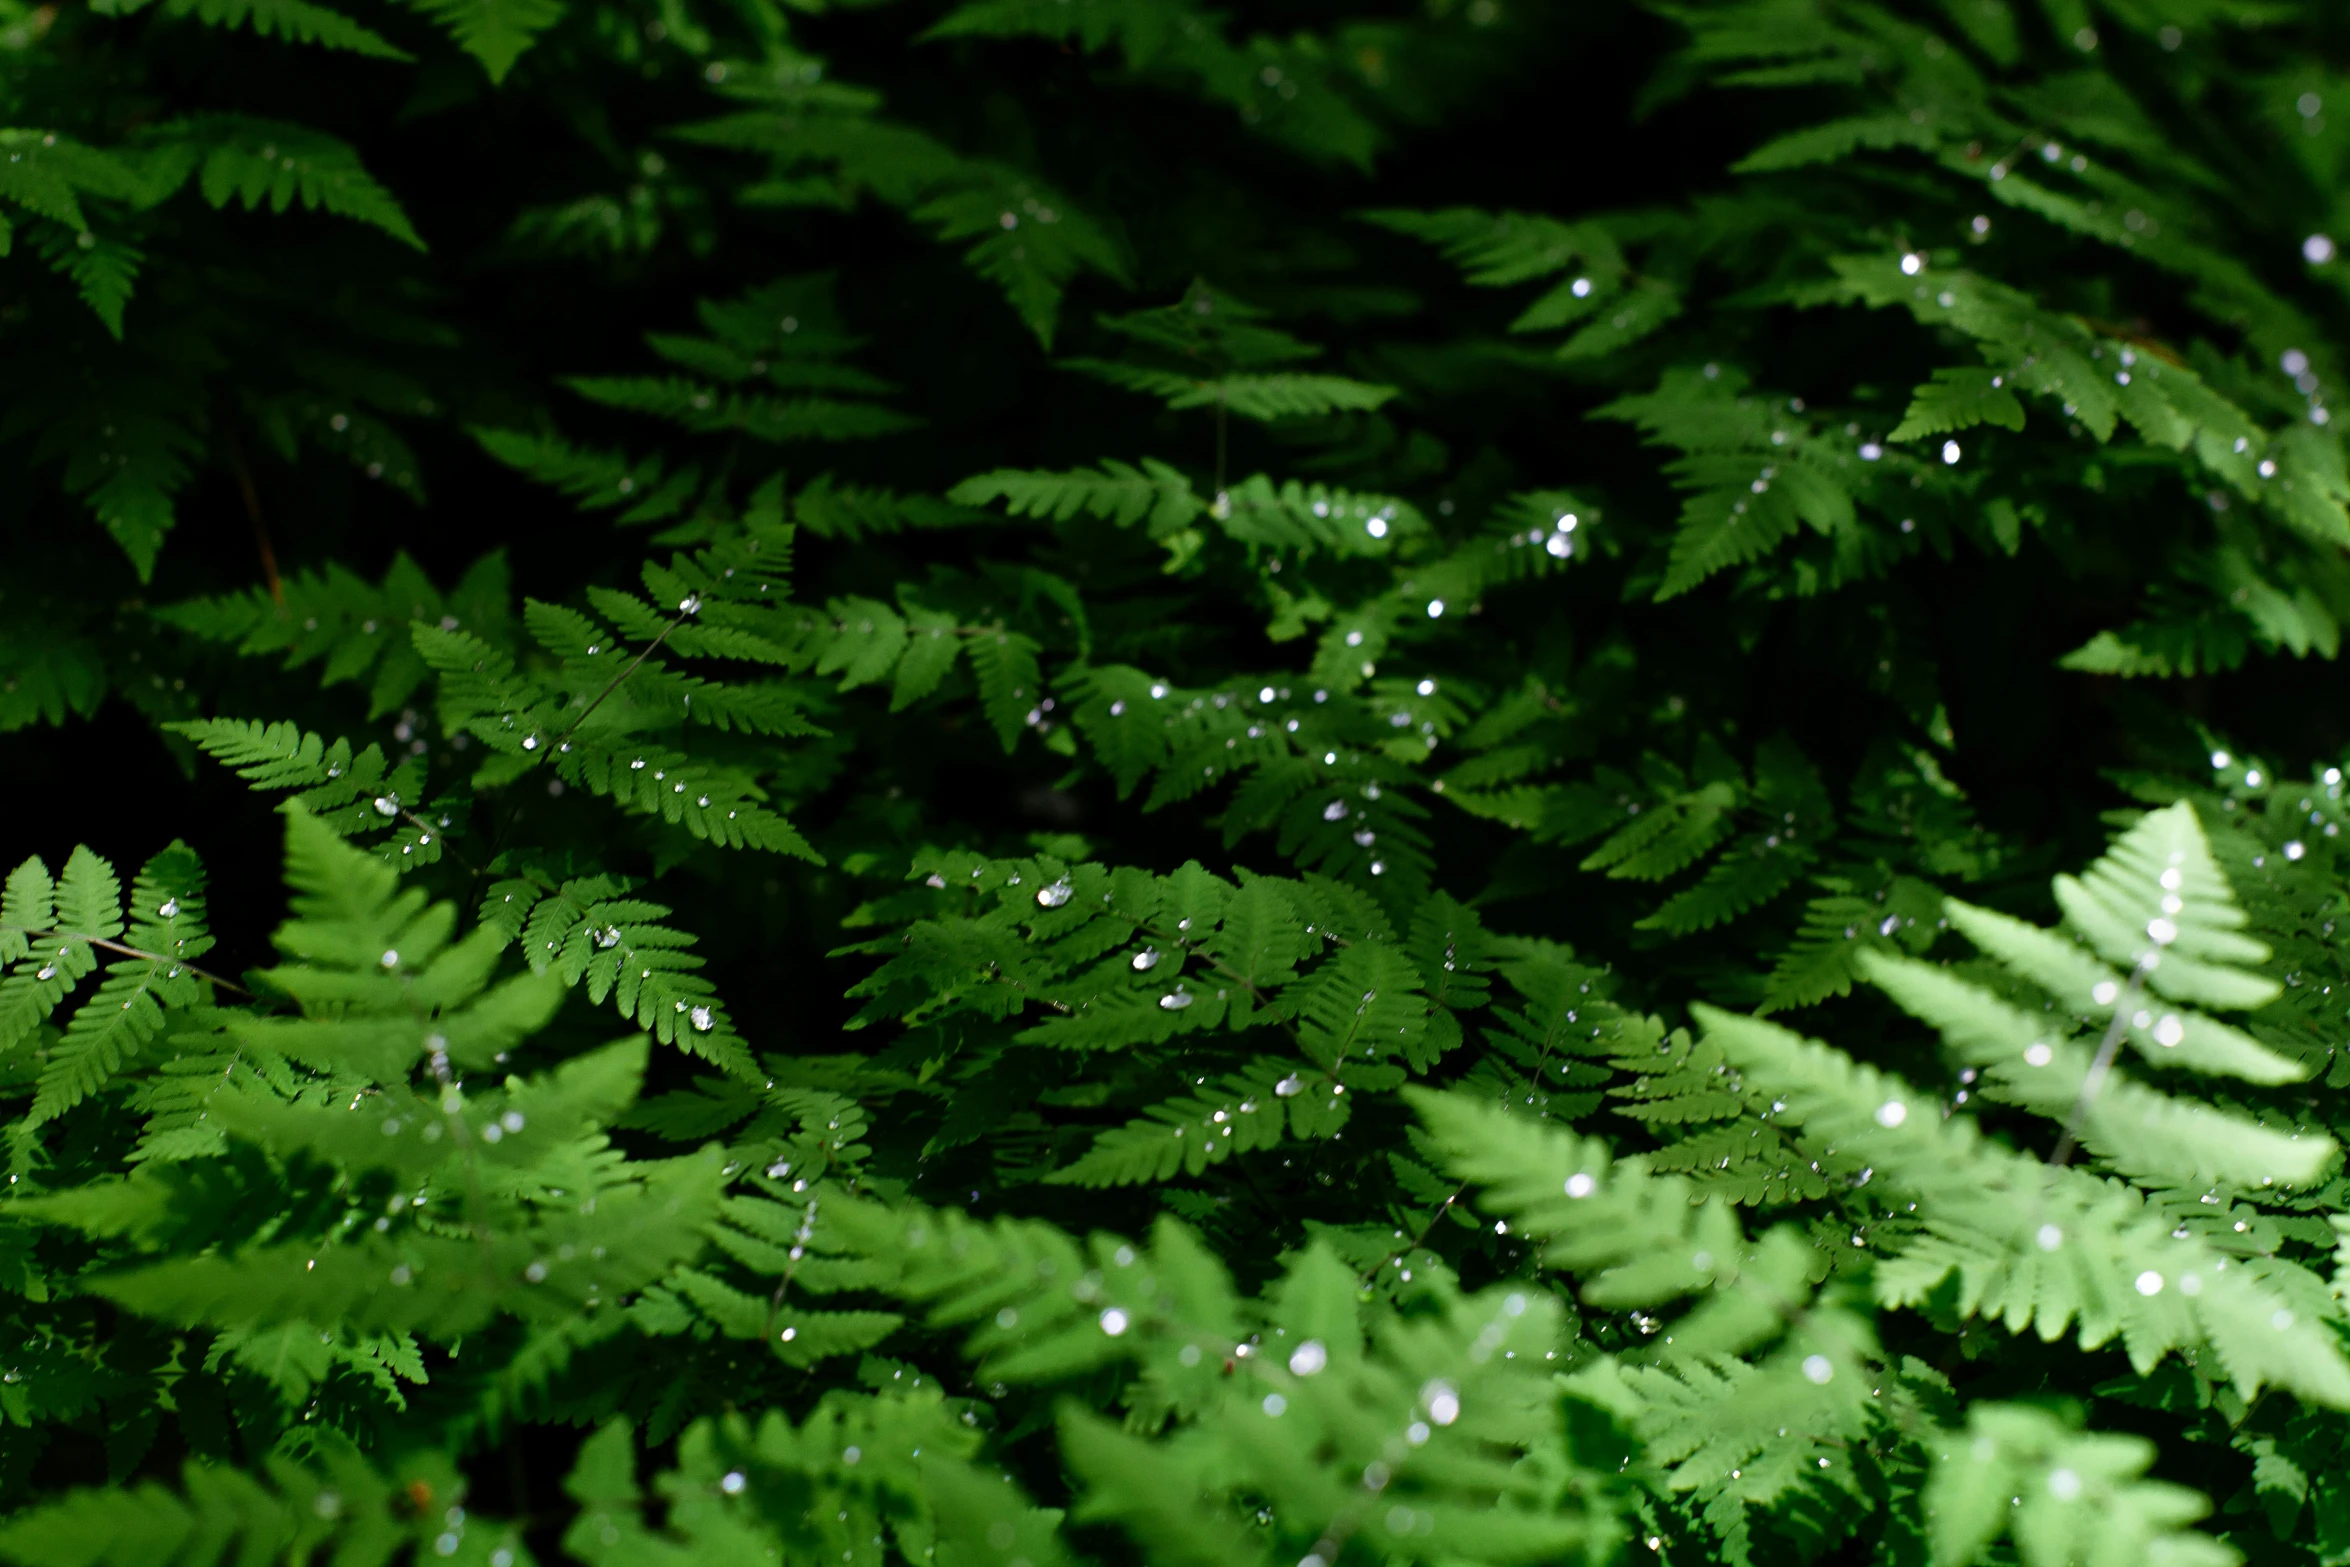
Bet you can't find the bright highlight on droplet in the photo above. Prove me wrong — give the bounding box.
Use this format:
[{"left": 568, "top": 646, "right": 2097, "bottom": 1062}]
[
  {"left": 2091, "top": 981, "right": 2120, "bottom": 1005},
  {"left": 2153, "top": 1014, "right": 2185, "bottom": 1047},
  {"left": 2135, "top": 1270, "right": 2164, "bottom": 1296},
  {"left": 2307, "top": 234, "right": 2338, "bottom": 264},
  {"left": 1874, "top": 1100, "right": 1907, "bottom": 1128},
  {"left": 1941, "top": 440, "right": 1961, "bottom": 464},
  {"left": 1564, "top": 1172, "right": 1596, "bottom": 1198},
  {"left": 1900, "top": 252, "right": 1924, "bottom": 275},
  {"left": 2036, "top": 1224, "right": 2063, "bottom": 1251},
  {"left": 2047, "top": 1467, "right": 2082, "bottom": 1501},
  {"left": 1099, "top": 1308, "right": 1129, "bottom": 1336},
  {"left": 2024, "top": 1043, "right": 2053, "bottom": 1067},
  {"left": 1800, "top": 1355, "right": 1833, "bottom": 1385},
  {"left": 1288, "top": 1340, "right": 1327, "bottom": 1376}
]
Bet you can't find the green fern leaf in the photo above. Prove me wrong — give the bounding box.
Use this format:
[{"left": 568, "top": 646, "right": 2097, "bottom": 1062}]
[
  {"left": 1887, "top": 367, "right": 2027, "bottom": 441},
  {"left": 178, "top": 116, "right": 423, "bottom": 248},
  {"left": 387, "top": 0, "right": 563, "bottom": 81},
  {"left": 948, "top": 460, "right": 1202, "bottom": 537},
  {"left": 164, "top": 0, "right": 411, "bottom": 56}
]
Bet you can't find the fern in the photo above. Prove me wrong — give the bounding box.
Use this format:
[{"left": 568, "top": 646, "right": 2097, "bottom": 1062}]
[
  {"left": 0, "top": 1435, "right": 455, "bottom": 1567},
  {"left": 388, "top": 0, "right": 564, "bottom": 81},
  {"left": 162, "top": 0, "right": 410, "bottom": 58},
  {"left": 174, "top": 117, "right": 423, "bottom": 248},
  {"left": 22, "top": 2, "right": 2350, "bottom": 1561},
  {"left": 948, "top": 460, "right": 1202, "bottom": 538},
  {"left": 483, "top": 874, "right": 750, "bottom": 1072}
]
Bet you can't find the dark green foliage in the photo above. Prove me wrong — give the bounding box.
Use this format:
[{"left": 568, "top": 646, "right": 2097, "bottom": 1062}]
[{"left": 12, "top": 1, "right": 2350, "bottom": 1565}]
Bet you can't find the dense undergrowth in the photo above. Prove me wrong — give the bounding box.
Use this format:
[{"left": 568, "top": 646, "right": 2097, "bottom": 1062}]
[{"left": 6, "top": 0, "right": 2350, "bottom": 1563}]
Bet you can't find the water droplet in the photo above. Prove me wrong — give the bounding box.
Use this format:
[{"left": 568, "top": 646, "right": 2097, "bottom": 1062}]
[
  {"left": 1036, "top": 878, "right": 1072, "bottom": 908},
  {"left": 1132, "top": 948, "right": 1161, "bottom": 971},
  {"left": 1159, "top": 989, "right": 1194, "bottom": 1011},
  {"left": 374, "top": 796, "right": 400, "bottom": 817},
  {"left": 157, "top": 898, "right": 178, "bottom": 919},
  {"left": 690, "top": 1006, "right": 715, "bottom": 1031},
  {"left": 381, "top": 950, "right": 400, "bottom": 969}
]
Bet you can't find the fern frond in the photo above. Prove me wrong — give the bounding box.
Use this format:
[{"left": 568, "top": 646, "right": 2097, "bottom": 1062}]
[
  {"left": 486, "top": 876, "right": 752, "bottom": 1073},
  {"left": 949, "top": 459, "right": 1202, "bottom": 537},
  {"left": 162, "top": 0, "right": 410, "bottom": 57},
  {"left": 28, "top": 844, "right": 213, "bottom": 1126},
  {"left": 1926, "top": 1403, "right": 2237, "bottom": 1567},
  {"left": 171, "top": 116, "right": 422, "bottom": 247},
  {"left": 1700, "top": 1006, "right": 2350, "bottom": 1408},
  {"left": 385, "top": 0, "right": 563, "bottom": 81}
]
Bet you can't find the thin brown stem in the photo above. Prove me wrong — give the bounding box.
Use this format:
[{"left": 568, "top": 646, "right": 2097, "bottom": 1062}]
[
  {"left": 7, "top": 927, "right": 250, "bottom": 995},
  {"left": 221, "top": 414, "right": 284, "bottom": 608}
]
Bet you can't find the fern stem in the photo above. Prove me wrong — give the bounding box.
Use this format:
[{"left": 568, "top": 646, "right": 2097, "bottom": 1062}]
[
  {"left": 480, "top": 608, "right": 691, "bottom": 868},
  {"left": 555, "top": 609, "right": 688, "bottom": 749},
  {"left": 221, "top": 413, "right": 284, "bottom": 608},
  {"left": 1362, "top": 1179, "right": 1470, "bottom": 1286},
  {"left": 2044, "top": 953, "right": 2155, "bottom": 1171},
  {"left": 4, "top": 927, "right": 250, "bottom": 996}
]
